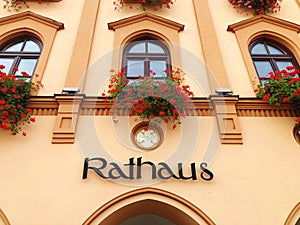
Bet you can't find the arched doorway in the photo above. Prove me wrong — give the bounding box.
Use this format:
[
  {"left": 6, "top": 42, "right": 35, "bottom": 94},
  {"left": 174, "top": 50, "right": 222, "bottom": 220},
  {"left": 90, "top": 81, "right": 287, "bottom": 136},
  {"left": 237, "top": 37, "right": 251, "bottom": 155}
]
[
  {"left": 120, "top": 214, "right": 175, "bottom": 225},
  {"left": 285, "top": 202, "right": 300, "bottom": 225},
  {"left": 83, "top": 188, "right": 215, "bottom": 225}
]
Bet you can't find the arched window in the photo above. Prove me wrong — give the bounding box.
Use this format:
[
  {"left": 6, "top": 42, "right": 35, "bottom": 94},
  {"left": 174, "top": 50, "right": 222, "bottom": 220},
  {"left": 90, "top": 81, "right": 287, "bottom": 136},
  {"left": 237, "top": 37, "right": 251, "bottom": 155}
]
[
  {"left": 123, "top": 37, "right": 171, "bottom": 79},
  {"left": 0, "top": 36, "right": 42, "bottom": 80},
  {"left": 249, "top": 39, "right": 299, "bottom": 84}
]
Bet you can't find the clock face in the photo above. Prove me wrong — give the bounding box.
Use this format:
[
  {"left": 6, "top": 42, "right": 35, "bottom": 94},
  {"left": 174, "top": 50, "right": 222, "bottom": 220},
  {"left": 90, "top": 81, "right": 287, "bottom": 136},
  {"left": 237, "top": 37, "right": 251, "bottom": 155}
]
[{"left": 134, "top": 127, "right": 161, "bottom": 150}]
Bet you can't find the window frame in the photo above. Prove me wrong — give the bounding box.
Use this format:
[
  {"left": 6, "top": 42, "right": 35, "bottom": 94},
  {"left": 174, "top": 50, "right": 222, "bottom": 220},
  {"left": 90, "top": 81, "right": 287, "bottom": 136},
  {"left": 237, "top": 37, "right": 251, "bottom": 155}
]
[
  {"left": 0, "top": 35, "right": 42, "bottom": 79},
  {"left": 249, "top": 38, "right": 299, "bottom": 84},
  {"left": 227, "top": 15, "right": 300, "bottom": 93},
  {"left": 122, "top": 37, "right": 172, "bottom": 79}
]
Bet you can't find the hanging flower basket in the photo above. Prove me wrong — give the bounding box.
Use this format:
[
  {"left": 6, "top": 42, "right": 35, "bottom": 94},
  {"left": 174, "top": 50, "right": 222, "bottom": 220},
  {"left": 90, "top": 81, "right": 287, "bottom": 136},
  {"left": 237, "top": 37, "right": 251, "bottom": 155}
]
[
  {"left": 0, "top": 65, "right": 42, "bottom": 136},
  {"left": 102, "top": 68, "right": 194, "bottom": 129},
  {"left": 3, "top": 0, "right": 29, "bottom": 11},
  {"left": 255, "top": 66, "right": 300, "bottom": 127},
  {"left": 228, "top": 0, "right": 282, "bottom": 15},
  {"left": 113, "top": 0, "right": 174, "bottom": 10}
]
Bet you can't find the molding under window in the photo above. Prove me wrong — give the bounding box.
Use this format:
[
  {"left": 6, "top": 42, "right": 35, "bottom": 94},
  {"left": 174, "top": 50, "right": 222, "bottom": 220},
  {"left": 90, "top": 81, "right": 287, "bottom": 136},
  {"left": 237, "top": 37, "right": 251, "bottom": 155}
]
[
  {"left": 27, "top": 96, "right": 297, "bottom": 145},
  {"left": 29, "top": 96, "right": 297, "bottom": 118}
]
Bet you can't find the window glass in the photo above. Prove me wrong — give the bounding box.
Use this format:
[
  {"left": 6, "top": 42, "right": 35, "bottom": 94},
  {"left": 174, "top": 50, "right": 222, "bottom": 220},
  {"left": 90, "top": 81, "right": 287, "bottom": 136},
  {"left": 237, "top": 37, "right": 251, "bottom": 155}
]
[
  {"left": 254, "top": 61, "right": 273, "bottom": 78},
  {"left": 0, "top": 36, "right": 42, "bottom": 79},
  {"left": 251, "top": 43, "right": 267, "bottom": 54},
  {"left": 16, "top": 59, "right": 37, "bottom": 76},
  {"left": 127, "top": 60, "right": 144, "bottom": 77},
  {"left": 23, "top": 40, "right": 40, "bottom": 52},
  {"left": 5, "top": 42, "right": 23, "bottom": 52},
  {"left": 124, "top": 38, "right": 170, "bottom": 78},
  {"left": 129, "top": 43, "right": 146, "bottom": 53},
  {"left": 150, "top": 60, "right": 167, "bottom": 77},
  {"left": 267, "top": 44, "right": 285, "bottom": 55},
  {"left": 250, "top": 39, "right": 298, "bottom": 84},
  {"left": 276, "top": 61, "right": 293, "bottom": 71},
  {"left": 0, "top": 58, "right": 14, "bottom": 74},
  {"left": 148, "top": 43, "right": 165, "bottom": 54}
]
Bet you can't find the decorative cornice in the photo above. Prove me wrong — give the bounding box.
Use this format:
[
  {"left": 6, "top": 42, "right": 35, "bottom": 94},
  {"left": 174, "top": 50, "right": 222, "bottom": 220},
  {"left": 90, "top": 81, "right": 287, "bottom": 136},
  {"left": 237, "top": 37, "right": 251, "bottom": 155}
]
[
  {"left": 236, "top": 98, "right": 297, "bottom": 117},
  {"left": 0, "top": 11, "right": 64, "bottom": 30},
  {"left": 28, "top": 96, "right": 297, "bottom": 118},
  {"left": 79, "top": 97, "right": 212, "bottom": 116},
  {"left": 29, "top": 96, "right": 59, "bottom": 116},
  {"left": 108, "top": 12, "right": 184, "bottom": 32},
  {"left": 227, "top": 15, "right": 300, "bottom": 33}
]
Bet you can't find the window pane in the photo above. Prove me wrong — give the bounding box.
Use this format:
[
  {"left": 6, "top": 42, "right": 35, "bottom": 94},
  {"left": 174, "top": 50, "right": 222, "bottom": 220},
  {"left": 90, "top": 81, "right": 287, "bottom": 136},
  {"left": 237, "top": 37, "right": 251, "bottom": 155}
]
[
  {"left": 0, "top": 58, "right": 14, "bottom": 74},
  {"left": 254, "top": 61, "right": 273, "bottom": 78},
  {"left": 148, "top": 43, "right": 165, "bottom": 54},
  {"left": 150, "top": 60, "right": 167, "bottom": 77},
  {"left": 267, "top": 44, "right": 285, "bottom": 55},
  {"left": 5, "top": 42, "right": 23, "bottom": 52},
  {"left": 127, "top": 60, "right": 144, "bottom": 77},
  {"left": 16, "top": 58, "right": 37, "bottom": 76},
  {"left": 276, "top": 61, "right": 293, "bottom": 71},
  {"left": 23, "top": 40, "right": 40, "bottom": 52},
  {"left": 128, "top": 43, "right": 146, "bottom": 53},
  {"left": 251, "top": 43, "right": 267, "bottom": 54}
]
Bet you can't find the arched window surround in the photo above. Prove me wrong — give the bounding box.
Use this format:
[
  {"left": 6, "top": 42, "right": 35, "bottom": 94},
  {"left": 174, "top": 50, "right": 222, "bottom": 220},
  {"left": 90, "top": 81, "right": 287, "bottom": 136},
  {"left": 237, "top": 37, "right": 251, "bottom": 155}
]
[
  {"left": 122, "top": 35, "right": 172, "bottom": 79},
  {"left": 108, "top": 13, "right": 184, "bottom": 71},
  {"left": 0, "top": 11, "right": 64, "bottom": 94},
  {"left": 0, "top": 35, "right": 42, "bottom": 80},
  {"left": 249, "top": 37, "right": 300, "bottom": 84},
  {"left": 227, "top": 15, "right": 300, "bottom": 92}
]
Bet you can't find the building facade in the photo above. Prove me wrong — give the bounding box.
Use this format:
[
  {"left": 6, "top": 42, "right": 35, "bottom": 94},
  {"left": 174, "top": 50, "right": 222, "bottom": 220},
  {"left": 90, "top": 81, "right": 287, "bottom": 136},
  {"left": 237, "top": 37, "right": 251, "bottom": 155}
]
[{"left": 0, "top": 0, "right": 300, "bottom": 224}]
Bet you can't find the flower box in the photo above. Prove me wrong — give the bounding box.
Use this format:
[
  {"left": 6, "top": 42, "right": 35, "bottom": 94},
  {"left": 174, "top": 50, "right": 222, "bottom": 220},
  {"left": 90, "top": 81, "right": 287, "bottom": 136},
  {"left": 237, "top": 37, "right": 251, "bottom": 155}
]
[
  {"left": 102, "top": 68, "right": 194, "bottom": 129},
  {"left": 228, "top": 0, "right": 282, "bottom": 15},
  {"left": 255, "top": 66, "right": 300, "bottom": 128},
  {"left": 113, "top": 0, "right": 174, "bottom": 10},
  {"left": 0, "top": 65, "right": 41, "bottom": 136},
  {"left": 4, "top": 0, "right": 61, "bottom": 11}
]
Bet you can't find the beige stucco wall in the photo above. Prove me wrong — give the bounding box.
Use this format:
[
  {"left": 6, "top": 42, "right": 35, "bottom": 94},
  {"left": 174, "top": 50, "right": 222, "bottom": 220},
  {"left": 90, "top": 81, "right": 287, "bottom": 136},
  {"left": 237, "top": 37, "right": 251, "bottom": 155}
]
[
  {"left": 0, "top": 117, "right": 300, "bottom": 225},
  {"left": 0, "top": 0, "right": 300, "bottom": 225}
]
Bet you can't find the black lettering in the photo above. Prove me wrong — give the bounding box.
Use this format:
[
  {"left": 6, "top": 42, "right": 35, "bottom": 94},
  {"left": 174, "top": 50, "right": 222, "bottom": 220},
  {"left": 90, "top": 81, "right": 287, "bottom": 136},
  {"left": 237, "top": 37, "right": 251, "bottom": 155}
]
[
  {"left": 200, "top": 163, "right": 214, "bottom": 181},
  {"left": 82, "top": 157, "right": 109, "bottom": 179},
  {"left": 137, "top": 157, "right": 157, "bottom": 179},
  {"left": 157, "top": 162, "right": 175, "bottom": 179},
  {"left": 123, "top": 157, "right": 135, "bottom": 179},
  {"left": 174, "top": 163, "right": 197, "bottom": 180}
]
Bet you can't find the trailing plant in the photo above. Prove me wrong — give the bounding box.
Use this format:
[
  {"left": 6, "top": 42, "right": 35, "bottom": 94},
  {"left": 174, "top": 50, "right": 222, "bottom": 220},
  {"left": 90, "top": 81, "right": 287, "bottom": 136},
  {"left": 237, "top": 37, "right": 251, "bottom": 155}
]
[
  {"left": 228, "top": 0, "right": 282, "bottom": 15},
  {"left": 113, "top": 0, "right": 174, "bottom": 10},
  {"left": 102, "top": 68, "right": 194, "bottom": 129},
  {"left": 3, "top": 0, "right": 29, "bottom": 11},
  {"left": 255, "top": 66, "right": 300, "bottom": 126},
  {"left": 0, "top": 65, "right": 42, "bottom": 136}
]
